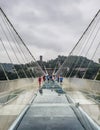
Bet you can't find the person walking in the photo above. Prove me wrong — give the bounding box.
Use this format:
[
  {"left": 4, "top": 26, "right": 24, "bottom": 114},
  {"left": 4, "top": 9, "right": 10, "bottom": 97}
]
[
  {"left": 47, "top": 75, "right": 50, "bottom": 83},
  {"left": 57, "top": 75, "right": 60, "bottom": 82},
  {"left": 38, "top": 76, "right": 42, "bottom": 87},
  {"left": 59, "top": 76, "right": 63, "bottom": 85},
  {"left": 43, "top": 75, "right": 46, "bottom": 82},
  {"left": 38, "top": 76, "right": 43, "bottom": 94}
]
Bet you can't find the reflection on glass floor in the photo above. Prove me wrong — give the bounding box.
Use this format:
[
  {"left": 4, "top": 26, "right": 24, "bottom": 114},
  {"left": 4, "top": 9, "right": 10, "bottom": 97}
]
[{"left": 16, "top": 81, "right": 99, "bottom": 130}]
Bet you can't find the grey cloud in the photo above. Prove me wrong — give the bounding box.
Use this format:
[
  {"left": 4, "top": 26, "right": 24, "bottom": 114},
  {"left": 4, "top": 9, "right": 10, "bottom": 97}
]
[
  {"left": 0, "top": 0, "right": 100, "bottom": 61},
  {"left": 17, "top": 0, "right": 84, "bottom": 27},
  {"left": 11, "top": 0, "right": 85, "bottom": 52}
]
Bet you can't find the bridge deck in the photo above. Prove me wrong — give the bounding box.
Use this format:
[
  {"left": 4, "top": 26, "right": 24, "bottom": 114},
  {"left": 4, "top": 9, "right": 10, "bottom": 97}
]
[{"left": 16, "top": 82, "right": 85, "bottom": 130}]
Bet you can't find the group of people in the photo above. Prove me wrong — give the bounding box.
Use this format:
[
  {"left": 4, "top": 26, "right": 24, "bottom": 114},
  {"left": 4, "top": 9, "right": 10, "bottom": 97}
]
[{"left": 38, "top": 74, "right": 63, "bottom": 87}]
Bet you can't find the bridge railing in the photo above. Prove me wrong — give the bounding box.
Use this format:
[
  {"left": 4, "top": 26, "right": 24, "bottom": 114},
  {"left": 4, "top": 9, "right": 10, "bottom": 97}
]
[
  {"left": 0, "top": 78, "right": 39, "bottom": 130},
  {"left": 63, "top": 78, "right": 100, "bottom": 93},
  {"left": 62, "top": 77, "right": 100, "bottom": 125}
]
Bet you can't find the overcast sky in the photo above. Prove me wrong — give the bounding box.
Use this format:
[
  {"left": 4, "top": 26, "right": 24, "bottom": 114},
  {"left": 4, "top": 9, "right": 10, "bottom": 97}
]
[{"left": 0, "top": 0, "right": 100, "bottom": 61}]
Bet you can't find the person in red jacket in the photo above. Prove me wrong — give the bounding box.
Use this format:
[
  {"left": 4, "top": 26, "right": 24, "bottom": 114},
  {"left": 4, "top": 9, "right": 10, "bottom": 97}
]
[
  {"left": 43, "top": 75, "right": 46, "bottom": 82},
  {"left": 38, "top": 77, "right": 42, "bottom": 87}
]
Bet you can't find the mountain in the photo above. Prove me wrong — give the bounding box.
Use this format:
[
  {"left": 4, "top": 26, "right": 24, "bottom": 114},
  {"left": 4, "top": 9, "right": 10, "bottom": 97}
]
[
  {"left": 38, "top": 55, "right": 100, "bottom": 80},
  {"left": 1, "top": 63, "right": 14, "bottom": 72},
  {"left": 0, "top": 55, "right": 100, "bottom": 80}
]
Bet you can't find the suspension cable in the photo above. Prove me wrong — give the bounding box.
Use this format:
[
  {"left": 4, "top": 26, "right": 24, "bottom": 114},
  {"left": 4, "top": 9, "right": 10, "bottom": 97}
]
[
  {"left": 69, "top": 21, "right": 100, "bottom": 78},
  {"left": 0, "top": 22, "right": 28, "bottom": 78},
  {"left": 0, "top": 11, "right": 33, "bottom": 78},
  {"left": 75, "top": 25, "right": 100, "bottom": 78},
  {"left": 0, "top": 63, "right": 9, "bottom": 80},
  {"left": 56, "top": 10, "right": 100, "bottom": 76},
  {"left": 94, "top": 68, "right": 100, "bottom": 80},
  {"left": 0, "top": 8, "right": 45, "bottom": 76},
  {"left": 0, "top": 37, "right": 19, "bottom": 79},
  {"left": 82, "top": 42, "right": 100, "bottom": 79}
]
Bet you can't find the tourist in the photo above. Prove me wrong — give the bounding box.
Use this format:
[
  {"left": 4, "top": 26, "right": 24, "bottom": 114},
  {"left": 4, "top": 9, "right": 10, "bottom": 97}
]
[
  {"left": 59, "top": 76, "right": 63, "bottom": 85},
  {"left": 47, "top": 75, "right": 50, "bottom": 83},
  {"left": 38, "top": 76, "right": 42, "bottom": 87},
  {"left": 56, "top": 75, "right": 60, "bottom": 82},
  {"left": 43, "top": 75, "right": 46, "bottom": 82}
]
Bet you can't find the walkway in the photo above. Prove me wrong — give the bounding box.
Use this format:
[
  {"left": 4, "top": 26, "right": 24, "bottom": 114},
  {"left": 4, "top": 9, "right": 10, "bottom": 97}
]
[{"left": 16, "top": 81, "right": 87, "bottom": 130}]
